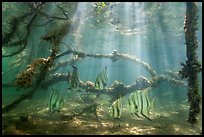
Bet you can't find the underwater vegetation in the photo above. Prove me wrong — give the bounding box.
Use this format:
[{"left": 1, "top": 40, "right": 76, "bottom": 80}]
[{"left": 2, "top": 2, "right": 202, "bottom": 135}]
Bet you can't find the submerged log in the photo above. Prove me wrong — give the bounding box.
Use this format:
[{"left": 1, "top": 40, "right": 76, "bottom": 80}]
[{"left": 56, "top": 48, "right": 156, "bottom": 77}]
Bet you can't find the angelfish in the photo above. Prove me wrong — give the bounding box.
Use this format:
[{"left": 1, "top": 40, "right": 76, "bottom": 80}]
[
  {"left": 127, "top": 87, "right": 155, "bottom": 121},
  {"left": 108, "top": 97, "right": 122, "bottom": 119},
  {"left": 48, "top": 88, "right": 64, "bottom": 114},
  {"left": 67, "top": 65, "right": 80, "bottom": 91},
  {"left": 95, "top": 66, "right": 108, "bottom": 90}
]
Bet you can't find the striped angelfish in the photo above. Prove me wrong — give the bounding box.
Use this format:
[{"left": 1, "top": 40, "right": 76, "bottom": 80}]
[
  {"left": 108, "top": 97, "right": 122, "bottom": 119},
  {"left": 127, "top": 87, "right": 155, "bottom": 121},
  {"left": 48, "top": 88, "right": 64, "bottom": 114},
  {"left": 68, "top": 65, "right": 80, "bottom": 91},
  {"left": 95, "top": 66, "right": 108, "bottom": 90}
]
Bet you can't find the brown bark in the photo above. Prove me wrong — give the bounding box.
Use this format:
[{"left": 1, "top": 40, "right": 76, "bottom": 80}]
[{"left": 179, "top": 2, "right": 202, "bottom": 125}]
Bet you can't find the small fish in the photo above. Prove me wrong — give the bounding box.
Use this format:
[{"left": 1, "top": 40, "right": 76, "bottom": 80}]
[
  {"left": 108, "top": 97, "right": 122, "bottom": 119},
  {"left": 127, "top": 88, "right": 155, "bottom": 121},
  {"left": 48, "top": 88, "right": 64, "bottom": 114},
  {"left": 95, "top": 66, "right": 108, "bottom": 90},
  {"left": 67, "top": 65, "right": 80, "bottom": 91}
]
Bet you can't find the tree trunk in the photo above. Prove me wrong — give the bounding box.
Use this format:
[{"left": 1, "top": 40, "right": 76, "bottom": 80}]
[{"left": 180, "top": 2, "right": 202, "bottom": 125}]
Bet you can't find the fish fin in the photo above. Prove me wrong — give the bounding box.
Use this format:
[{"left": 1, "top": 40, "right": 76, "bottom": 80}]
[
  {"left": 150, "top": 97, "right": 156, "bottom": 112},
  {"left": 133, "top": 112, "right": 141, "bottom": 118},
  {"left": 48, "top": 88, "right": 55, "bottom": 111},
  {"left": 141, "top": 112, "right": 152, "bottom": 121},
  {"left": 143, "top": 87, "right": 151, "bottom": 95}
]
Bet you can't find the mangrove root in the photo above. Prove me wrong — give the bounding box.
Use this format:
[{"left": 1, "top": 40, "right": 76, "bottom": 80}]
[{"left": 179, "top": 2, "right": 202, "bottom": 125}]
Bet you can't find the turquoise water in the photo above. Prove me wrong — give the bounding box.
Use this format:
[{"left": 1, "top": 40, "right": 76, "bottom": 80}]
[{"left": 2, "top": 2, "right": 202, "bottom": 135}]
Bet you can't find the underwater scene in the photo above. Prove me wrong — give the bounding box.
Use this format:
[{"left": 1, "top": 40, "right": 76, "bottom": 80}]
[{"left": 2, "top": 2, "right": 202, "bottom": 135}]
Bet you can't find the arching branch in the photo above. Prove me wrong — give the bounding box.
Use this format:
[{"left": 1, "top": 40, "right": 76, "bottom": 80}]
[{"left": 56, "top": 48, "right": 156, "bottom": 77}]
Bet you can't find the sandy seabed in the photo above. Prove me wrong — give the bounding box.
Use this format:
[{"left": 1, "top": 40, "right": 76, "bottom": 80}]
[{"left": 2, "top": 96, "right": 202, "bottom": 135}]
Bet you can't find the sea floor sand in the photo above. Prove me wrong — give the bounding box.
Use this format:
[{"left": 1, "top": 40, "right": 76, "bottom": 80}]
[{"left": 2, "top": 97, "right": 202, "bottom": 135}]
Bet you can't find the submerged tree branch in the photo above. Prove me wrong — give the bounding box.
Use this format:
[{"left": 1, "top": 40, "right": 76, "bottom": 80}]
[
  {"left": 56, "top": 48, "right": 157, "bottom": 78},
  {"left": 2, "top": 72, "right": 187, "bottom": 105},
  {"left": 36, "top": 8, "right": 69, "bottom": 21},
  {"left": 40, "top": 73, "right": 187, "bottom": 100},
  {"left": 2, "top": 2, "right": 46, "bottom": 48},
  {"left": 2, "top": 2, "right": 69, "bottom": 58},
  {"left": 2, "top": 59, "right": 52, "bottom": 113},
  {"left": 2, "top": 18, "right": 72, "bottom": 113},
  {"left": 50, "top": 56, "right": 82, "bottom": 73},
  {"left": 2, "top": 12, "right": 34, "bottom": 47},
  {"left": 2, "top": 52, "right": 187, "bottom": 113},
  {"left": 3, "top": 13, "right": 38, "bottom": 57}
]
